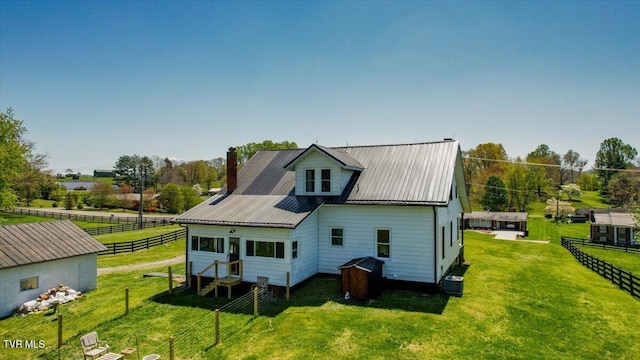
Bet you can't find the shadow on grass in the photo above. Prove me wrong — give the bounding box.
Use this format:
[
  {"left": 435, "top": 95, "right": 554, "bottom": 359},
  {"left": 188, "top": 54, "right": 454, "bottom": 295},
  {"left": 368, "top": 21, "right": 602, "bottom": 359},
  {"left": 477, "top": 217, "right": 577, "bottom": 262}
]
[{"left": 152, "top": 265, "right": 472, "bottom": 317}]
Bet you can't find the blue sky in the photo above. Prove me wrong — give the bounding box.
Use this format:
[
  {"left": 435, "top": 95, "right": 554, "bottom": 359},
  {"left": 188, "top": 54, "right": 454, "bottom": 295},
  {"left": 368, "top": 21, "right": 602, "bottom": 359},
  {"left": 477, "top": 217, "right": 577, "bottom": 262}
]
[{"left": 1, "top": 0, "right": 638, "bottom": 173}]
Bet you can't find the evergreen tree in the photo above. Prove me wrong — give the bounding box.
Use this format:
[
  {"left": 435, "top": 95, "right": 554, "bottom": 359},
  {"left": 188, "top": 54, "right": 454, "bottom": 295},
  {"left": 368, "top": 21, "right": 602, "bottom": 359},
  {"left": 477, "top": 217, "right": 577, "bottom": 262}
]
[{"left": 481, "top": 175, "right": 508, "bottom": 211}]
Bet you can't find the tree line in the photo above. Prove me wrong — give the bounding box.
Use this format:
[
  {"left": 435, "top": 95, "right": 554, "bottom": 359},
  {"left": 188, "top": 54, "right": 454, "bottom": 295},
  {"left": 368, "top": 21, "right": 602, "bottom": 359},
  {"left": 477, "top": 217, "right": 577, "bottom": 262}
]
[{"left": 464, "top": 138, "right": 639, "bottom": 213}]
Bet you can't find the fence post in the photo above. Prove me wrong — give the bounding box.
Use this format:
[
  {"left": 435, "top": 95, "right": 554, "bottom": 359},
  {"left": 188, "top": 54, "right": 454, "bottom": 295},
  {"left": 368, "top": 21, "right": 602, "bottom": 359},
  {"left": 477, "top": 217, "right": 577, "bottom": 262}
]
[
  {"left": 125, "top": 288, "right": 130, "bottom": 315},
  {"left": 286, "top": 272, "right": 290, "bottom": 300},
  {"left": 254, "top": 287, "right": 259, "bottom": 318},
  {"left": 168, "top": 266, "right": 173, "bottom": 295},
  {"left": 630, "top": 274, "right": 635, "bottom": 297},
  {"left": 169, "top": 336, "right": 174, "bottom": 360},
  {"left": 215, "top": 309, "right": 221, "bottom": 345},
  {"left": 57, "top": 313, "right": 63, "bottom": 360}
]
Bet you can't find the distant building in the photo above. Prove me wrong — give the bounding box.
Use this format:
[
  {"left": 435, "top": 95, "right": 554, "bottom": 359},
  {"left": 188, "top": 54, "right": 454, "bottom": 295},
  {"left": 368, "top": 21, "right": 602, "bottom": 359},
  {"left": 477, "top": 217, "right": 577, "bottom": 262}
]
[
  {"left": 589, "top": 210, "right": 638, "bottom": 245},
  {"left": 463, "top": 212, "right": 528, "bottom": 232},
  {"left": 93, "top": 169, "right": 115, "bottom": 178}
]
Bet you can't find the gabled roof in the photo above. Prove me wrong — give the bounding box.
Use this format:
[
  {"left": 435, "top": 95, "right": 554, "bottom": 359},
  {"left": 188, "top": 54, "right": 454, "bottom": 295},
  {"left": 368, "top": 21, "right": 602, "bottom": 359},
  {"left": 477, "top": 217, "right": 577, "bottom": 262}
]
[
  {"left": 592, "top": 212, "right": 638, "bottom": 227},
  {"left": 338, "top": 257, "right": 384, "bottom": 272},
  {"left": 174, "top": 140, "right": 471, "bottom": 228},
  {"left": 0, "top": 220, "right": 107, "bottom": 269},
  {"left": 284, "top": 144, "right": 364, "bottom": 171}
]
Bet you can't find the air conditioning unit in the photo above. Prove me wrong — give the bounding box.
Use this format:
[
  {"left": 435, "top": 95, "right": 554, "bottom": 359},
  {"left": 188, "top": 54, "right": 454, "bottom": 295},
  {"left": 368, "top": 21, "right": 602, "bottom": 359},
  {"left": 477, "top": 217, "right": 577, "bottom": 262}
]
[{"left": 443, "top": 275, "right": 464, "bottom": 296}]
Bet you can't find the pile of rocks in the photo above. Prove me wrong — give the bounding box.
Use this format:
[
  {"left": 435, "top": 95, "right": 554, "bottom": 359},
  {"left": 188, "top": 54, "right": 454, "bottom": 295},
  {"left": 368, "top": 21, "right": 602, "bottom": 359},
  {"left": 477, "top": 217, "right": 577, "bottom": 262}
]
[{"left": 16, "top": 284, "right": 82, "bottom": 315}]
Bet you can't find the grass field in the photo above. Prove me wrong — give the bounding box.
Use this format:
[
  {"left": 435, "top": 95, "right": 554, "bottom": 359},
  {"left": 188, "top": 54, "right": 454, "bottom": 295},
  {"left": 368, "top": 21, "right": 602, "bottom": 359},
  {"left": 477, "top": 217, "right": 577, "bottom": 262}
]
[
  {"left": 2, "top": 229, "right": 639, "bottom": 360},
  {"left": 576, "top": 245, "right": 640, "bottom": 274}
]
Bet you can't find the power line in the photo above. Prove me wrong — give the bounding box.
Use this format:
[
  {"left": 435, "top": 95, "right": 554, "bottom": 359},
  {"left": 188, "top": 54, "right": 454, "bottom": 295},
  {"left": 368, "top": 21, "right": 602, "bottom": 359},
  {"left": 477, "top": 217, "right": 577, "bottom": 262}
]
[{"left": 464, "top": 156, "right": 640, "bottom": 173}]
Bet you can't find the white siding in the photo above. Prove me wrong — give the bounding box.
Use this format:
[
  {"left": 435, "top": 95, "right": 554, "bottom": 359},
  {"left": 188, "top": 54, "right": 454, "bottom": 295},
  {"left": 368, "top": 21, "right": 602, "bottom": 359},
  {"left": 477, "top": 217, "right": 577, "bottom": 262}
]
[
  {"left": 435, "top": 176, "right": 464, "bottom": 282},
  {"left": 318, "top": 205, "right": 436, "bottom": 283},
  {"left": 187, "top": 224, "right": 292, "bottom": 286},
  {"left": 289, "top": 211, "right": 319, "bottom": 286},
  {"left": 0, "top": 255, "right": 98, "bottom": 318},
  {"left": 293, "top": 150, "right": 349, "bottom": 196}
]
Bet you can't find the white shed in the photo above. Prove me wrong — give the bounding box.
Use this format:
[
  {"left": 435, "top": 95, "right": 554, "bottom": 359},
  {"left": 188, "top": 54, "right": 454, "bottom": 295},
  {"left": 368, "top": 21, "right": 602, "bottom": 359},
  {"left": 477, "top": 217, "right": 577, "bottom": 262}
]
[{"left": 0, "top": 220, "right": 107, "bottom": 318}]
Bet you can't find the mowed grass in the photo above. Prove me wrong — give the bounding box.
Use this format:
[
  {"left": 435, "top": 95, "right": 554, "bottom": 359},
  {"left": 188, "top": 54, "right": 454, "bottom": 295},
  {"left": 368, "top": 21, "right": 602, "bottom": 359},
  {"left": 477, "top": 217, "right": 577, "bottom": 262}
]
[
  {"left": 97, "top": 239, "right": 185, "bottom": 268},
  {"left": 3, "top": 231, "right": 638, "bottom": 359},
  {"left": 576, "top": 245, "right": 640, "bottom": 274},
  {"left": 92, "top": 225, "right": 182, "bottom": 244}
]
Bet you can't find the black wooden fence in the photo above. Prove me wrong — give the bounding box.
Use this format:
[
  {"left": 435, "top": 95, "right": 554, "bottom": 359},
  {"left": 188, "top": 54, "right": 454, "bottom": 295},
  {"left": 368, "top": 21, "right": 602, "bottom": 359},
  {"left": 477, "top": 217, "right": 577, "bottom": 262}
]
[
  {"left": 85, "top": 220, "right": 173, "bottom": 236},
  {"left": 99, "top": 228, "right": 186, "bottom": 255},
  {"left": 11, "top": 208, "right": 174, "bottom": 224},
  {"left": 567, "top": 237, "right": 640, "bottom": 254},
  {"left": 561, "top": 237, "right": 639, "bottom": 300}
]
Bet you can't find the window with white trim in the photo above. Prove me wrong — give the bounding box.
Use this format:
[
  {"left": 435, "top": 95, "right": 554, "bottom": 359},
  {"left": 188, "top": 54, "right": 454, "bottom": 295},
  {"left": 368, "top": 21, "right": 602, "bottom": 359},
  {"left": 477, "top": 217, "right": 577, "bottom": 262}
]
[
  {"left": 321, "top": 169, "right": 331, "bottom": 192},
  {"left": 292, "top": 241, "right": 299, "bottom": 259},
  {"left": 599, "top": 226, "right": 607, "bottom": 233},
  {"left": 305, "top": 169, "right": 315, "bottom": 192},
  {"left": 377, "top": 229, "right": 390, "bottom": 258},
  {"left": 331, "top": 228, "right": 344, "bottom": 246},
  {"left": 246, "top": 240, "right": 285, "bottom": 259},
  {"left": 20, "top": 277, "right": 38, "bottom": 291}
]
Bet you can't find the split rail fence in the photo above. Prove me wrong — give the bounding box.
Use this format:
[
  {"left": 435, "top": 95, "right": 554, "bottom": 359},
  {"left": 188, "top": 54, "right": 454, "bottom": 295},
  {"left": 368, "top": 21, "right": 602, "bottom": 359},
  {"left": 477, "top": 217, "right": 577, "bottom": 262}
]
[
  {"left": 566, "top": 237, "right": 640, "bottom": 254},
  {"left": 99, "top": 229, "right": 186, "bottom": 255},
  {"left": 561, "top": 237, "right": 639, "bottom": 300},
  {"left": 84, "top": 220, "right": 173, "bottom": 236},
  {"left": 11, "top": 208, "right": 173, "bottom": 224}
]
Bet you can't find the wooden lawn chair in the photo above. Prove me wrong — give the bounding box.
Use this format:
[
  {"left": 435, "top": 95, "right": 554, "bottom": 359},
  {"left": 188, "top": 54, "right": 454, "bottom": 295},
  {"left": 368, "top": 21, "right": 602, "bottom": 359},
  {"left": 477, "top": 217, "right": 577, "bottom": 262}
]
[{"left": 80, "top": 331, "right": 109, "bottom": 360}]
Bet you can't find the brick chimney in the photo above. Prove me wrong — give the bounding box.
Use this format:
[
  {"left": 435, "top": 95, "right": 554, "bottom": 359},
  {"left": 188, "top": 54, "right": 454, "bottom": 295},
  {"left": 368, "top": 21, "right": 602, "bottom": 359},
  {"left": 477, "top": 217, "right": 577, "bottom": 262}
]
[{"left": 227, "top": 147, "right": 237, "bottom": 194}]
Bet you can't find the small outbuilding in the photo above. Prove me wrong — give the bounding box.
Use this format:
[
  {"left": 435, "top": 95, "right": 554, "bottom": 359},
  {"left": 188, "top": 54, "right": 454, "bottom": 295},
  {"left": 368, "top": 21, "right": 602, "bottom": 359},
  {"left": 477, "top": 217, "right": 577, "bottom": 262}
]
[
  {"left": 0, "top": 220, "right": 107, "bottom": 318},
  {"left": 338, "top": 257, "right": 385, "bottom": 300}
]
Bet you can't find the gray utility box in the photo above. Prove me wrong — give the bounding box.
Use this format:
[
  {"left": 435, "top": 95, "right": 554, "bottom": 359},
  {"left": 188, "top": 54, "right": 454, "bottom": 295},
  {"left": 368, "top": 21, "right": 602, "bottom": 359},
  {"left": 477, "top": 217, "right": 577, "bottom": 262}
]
[{"left": 443, "top": 275, "right": 464, "bottom": 296}]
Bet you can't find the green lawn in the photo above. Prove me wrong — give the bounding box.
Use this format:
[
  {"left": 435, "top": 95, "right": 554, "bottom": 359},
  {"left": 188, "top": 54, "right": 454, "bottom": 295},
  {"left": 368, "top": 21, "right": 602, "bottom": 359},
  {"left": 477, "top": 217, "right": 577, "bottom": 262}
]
[
  {"left": 576, "top": 245, "right": 640, "bottom": 274},
  {"left": 97, "top": 239, "right": 185, "bottom": 268},
  {"left": 92, "top": 225, "right": 182, "bottom": 244},
  {"left": 3, "top": 230, "right": 639, "bottom": 360}
]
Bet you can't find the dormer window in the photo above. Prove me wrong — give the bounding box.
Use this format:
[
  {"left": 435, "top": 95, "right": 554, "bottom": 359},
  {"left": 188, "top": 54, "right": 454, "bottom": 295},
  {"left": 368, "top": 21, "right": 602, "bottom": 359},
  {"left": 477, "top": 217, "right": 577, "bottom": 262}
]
[
  {"left": 321, "top": 169, "right": 331, "bottom": 192},
  {"left": 305, "top": 169, "right": 315, "bottom": 192}
]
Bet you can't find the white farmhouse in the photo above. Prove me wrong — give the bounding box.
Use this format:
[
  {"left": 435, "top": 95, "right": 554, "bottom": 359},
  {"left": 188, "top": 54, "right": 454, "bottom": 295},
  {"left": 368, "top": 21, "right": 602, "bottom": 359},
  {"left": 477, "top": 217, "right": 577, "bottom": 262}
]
[
  {"left": 173, "top": 140, "right": 471, "bottom": 294},
  {"left": 0, "top": 220, "right": 107, "bottom": 318}
]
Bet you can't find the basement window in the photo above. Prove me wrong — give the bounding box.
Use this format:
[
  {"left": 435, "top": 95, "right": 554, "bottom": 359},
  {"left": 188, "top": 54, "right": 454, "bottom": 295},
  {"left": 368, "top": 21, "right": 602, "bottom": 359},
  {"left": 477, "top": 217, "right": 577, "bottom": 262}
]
[{"left": 20, "top": 277, "right": 38, "bottom": 291}]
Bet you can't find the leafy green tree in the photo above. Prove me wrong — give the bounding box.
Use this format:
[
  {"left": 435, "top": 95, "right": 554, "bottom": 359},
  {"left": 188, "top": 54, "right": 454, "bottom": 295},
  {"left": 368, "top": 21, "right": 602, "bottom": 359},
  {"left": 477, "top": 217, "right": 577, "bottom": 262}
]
[
  {"left": 594, "top": 138, "right": 637, "bottom": 190},
  {"left": 89, "top": 182, "right": 115, "bottom": 209},
  {"left": 116, "top": 184, "right": 134, "bottom": 211},
  {"left": 236, "top": 140, "right": 298, "bottom": 164},
  {"left": 0, "top": 108, "right": 29, "bottom": 209},
  {"left": 481, "top": 176, "right": 508, "bottom": 211},
  {"left": 158, "top": 183, "right": 184, "bottom": 213},
  {"left": 562, "top": 150, "right": 588, "bottom": 184},
  {"left": 64, "top": 192, "right": 78, "bottom": 210},
  {"left": 463, "top": 142, "right": 509, "bottom": 201},
  {"left": 504, "top": 160, "right": 537, "bottom": 212},
  {"left": 13, "top": 141, "right": 49, "bottom": 206},
  {"left": 180, "top": 185, "right": 201, "bottom": 211},
  {"left": 605, "top": 173, "right": 640, "bottom": 208},
  {"left": 527, "top": 144, "right": 561, "bottom": 191},
  {"left": 577, "top": 172, "right": 600, "bottom": 191}
]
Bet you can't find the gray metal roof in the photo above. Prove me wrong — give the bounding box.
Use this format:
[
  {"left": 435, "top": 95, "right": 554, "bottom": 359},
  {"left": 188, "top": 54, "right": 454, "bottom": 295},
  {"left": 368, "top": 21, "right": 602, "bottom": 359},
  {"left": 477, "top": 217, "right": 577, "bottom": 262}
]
[
  {"left": 592, "top": 212, "right": 638, "bottom": 227},
  {"left": 0, "top": 220, "right": 108, "bottom": 269},
  {"left": 464, "top": 212, "right": 528, "bottom": 221},
  {"left": 174, "top": 140, "right": 471, "bottom": 228}
]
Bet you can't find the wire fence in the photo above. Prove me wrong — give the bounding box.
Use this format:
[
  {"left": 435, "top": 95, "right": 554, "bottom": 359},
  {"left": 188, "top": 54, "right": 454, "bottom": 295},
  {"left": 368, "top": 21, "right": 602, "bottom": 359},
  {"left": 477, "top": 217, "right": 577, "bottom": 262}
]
[
  {"left": 561, "top": 237, "right": 639, "bottom": 300},
  {"left": 10, "top": 208, "right": 174, "bottom": 224},
  {"left": 98, "top": 229, "right": 186, "bottom": 255}
]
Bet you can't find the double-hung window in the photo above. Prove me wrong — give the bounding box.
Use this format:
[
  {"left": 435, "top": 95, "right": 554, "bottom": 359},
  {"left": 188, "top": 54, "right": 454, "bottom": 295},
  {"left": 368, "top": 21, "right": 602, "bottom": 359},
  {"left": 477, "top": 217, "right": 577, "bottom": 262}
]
[
  {"left": 321, "top": 169, "right": 331, "bottom": 192},
  {"left": 331, "top": 228, "right": 344, "bottom": 246},
  {"left": 305, "top": 169, "right": 315, "bottom": 192},
  {"left": 377, "top": 229, "right": 390, "bottom": 258}
]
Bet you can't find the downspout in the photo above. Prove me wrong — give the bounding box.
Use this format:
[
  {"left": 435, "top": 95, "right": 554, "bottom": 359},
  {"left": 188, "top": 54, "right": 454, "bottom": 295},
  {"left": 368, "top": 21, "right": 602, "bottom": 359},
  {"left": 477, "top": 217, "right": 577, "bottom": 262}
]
[
  {"left": 460, "top": 212, "right": 465, "bottom": 265},
  {"left": 433, "top": 207, "right": 438, "bottom": 285}
]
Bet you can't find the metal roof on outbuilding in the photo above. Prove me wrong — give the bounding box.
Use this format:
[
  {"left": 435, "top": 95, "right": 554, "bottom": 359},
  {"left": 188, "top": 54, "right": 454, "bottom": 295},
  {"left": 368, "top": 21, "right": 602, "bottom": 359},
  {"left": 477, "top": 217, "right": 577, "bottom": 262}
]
[{"left": 0, "top": 220, "right": 107, "bottom": 269}]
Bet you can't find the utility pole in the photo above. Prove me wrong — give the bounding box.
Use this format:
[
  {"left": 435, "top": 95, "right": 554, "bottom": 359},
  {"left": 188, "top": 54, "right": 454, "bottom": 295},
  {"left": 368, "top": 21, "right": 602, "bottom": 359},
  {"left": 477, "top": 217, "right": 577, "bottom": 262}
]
[{"left": 138, "top": 162, "right": 144, "bottom": 228}]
